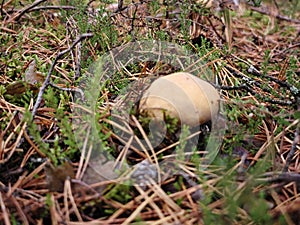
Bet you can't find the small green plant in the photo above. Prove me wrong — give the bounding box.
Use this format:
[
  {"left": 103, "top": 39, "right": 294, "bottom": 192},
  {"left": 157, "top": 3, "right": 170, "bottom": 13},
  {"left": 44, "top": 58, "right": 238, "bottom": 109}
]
[
  {"left": 104, "top": 183, "right": 133, "bottom": 204},
  {"left": 175, "top": 124, "right": 190, "bottom": 161}
]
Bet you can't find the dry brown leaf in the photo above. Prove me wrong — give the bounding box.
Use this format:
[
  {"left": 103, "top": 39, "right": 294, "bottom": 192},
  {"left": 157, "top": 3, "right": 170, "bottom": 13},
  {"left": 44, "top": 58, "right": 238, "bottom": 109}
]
[
  {"left": 44, "top": 161, "right": 75, "bottom": 192},
  {"left": 5, "top": 60, "right": 44, "bottom": 96},
  {"left": 24, "top": 60, "right": 44, "bottom": 85}
]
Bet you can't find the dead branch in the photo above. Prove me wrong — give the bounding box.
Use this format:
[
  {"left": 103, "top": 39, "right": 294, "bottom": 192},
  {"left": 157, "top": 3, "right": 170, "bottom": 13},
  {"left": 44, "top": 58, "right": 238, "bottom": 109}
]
[
  {"left": 282, "top": 125, "right": 300, "bottom": 172},
  {"left": 15, "top": 0, "right": 47, "bottom": 21},
  {"left": 31, "top": 33, "right": 93, "bottom": 118},
  {"left": 249, "top": 5, "right": 300, "bottom": 24},
  {"left": 261, "top": 171, "right": 300, "bottom": 184},
  {"left": 28, "top": 5, "right": 76, "bottom": 12},
  {"left": 48, "top": 83, "right": 85, "bottom": 101},
  {"left": 223, "top": 65, "right": 298, "bottom": 106}
]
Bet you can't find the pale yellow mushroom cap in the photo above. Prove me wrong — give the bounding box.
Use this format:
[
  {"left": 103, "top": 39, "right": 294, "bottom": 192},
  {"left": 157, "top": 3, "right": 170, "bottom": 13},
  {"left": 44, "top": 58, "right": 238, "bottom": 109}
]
[{"left": 139, "top": 72, "right": 220, "bottom": 126}]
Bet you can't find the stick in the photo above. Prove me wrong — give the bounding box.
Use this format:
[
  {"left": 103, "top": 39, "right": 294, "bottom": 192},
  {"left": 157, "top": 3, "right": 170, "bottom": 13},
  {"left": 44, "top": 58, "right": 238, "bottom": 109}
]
[
  {"left": 31, "top": 33, "right": 93, "bottom": 118},
  {"left": 249, "top": 5, "right": 300, "bottom": 24},
  {"left": 15, "top": 0, "right": 47, "bottom": 21},
  {"left": 28, "top": 5, "right": 76, "bottom": 12},
  {"left": 282, "top": 126, "right": 300, "bottom": 172}
]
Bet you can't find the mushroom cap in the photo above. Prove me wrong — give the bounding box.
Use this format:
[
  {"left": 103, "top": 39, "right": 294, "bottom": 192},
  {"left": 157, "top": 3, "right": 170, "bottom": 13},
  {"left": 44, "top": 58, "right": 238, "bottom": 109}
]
[{"left": 139, "top": 72, "right": 220, "bottom": 126}]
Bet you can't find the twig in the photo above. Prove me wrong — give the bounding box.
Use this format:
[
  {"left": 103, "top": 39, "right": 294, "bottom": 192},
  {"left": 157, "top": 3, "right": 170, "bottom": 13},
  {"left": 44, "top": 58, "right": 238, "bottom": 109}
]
[
  {"left": 15, "top": 0, "right": 47, "bottom": 21},
  {"left": 74, "top": 40, "right": 82, "bottom": 80},
  {"left": 0, "top": 0, "right": 5, "bottom": 17},
  {"left": 129, "top": 3, "right": 138, "bottom": 40},
  {"left": 65, "top": 16, "right": 82, "bottom": 80},
  {"left": 0, "top": 192, "right": 10, "bottom": 225},
  {"left": 230, "top": 54, "right": 300, "bottom": 98},
  {"left": 206, "top": 13, "right": 226, "bottom": 44},
  {"left": 7, "top": 5, "right": 77, "bottom": 13},
  {"left": 28, "top": 5, "right": 76, "bottom": 12},
  {"left": 282, "top": 126, "right": 300, "bottom": 172},
  {"left": 261, "top": 171, "right": 300, "bottom": 184},
  {"left": 48, "top": 83, "right": 85, "bottom": 101},
  {"left": 273, "top": 43, "right": 300, "bottom": 57},
  {"left": 31, "top": 33, "right": 93, "bottom": 118},
  {"left": 249, "top": 5, "right": 300, "bottom": 24},
  {"left": 247, "top": 65, "right": 300, "bottom": 97},
  {"left": 223, "top": 65, "right": 297, "bottom": 106},
  {"left": 117, "top": 0, "right": 124, "bottom": 12},
  {"left": 215, "top": 84, "right": 248, "bottom": 91}
]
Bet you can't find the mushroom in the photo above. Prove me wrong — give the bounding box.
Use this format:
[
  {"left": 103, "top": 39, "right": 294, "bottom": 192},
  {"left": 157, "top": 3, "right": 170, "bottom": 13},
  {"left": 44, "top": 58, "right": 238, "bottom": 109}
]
[{"left": 138, "top": 72, "right": 220, "bottom": 127}]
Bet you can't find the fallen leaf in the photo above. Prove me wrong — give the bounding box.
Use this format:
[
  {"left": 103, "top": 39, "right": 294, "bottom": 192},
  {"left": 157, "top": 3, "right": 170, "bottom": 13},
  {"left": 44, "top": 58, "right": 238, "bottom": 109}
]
[
  {"left": 24, "top": 60, "right": 45, "bottom": 85},
  {"left": 44, "top": 161, "right": 75, "bottom": 192},
  {"left": 4, "top": 60, "right": 44, "bottom": 96}
]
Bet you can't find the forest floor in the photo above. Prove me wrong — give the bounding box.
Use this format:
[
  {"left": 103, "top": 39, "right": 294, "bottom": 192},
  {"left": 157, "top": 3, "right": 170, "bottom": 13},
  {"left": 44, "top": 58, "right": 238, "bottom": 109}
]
[{"left": 0, "top": 0, "right": 300, "bottom": 224}]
